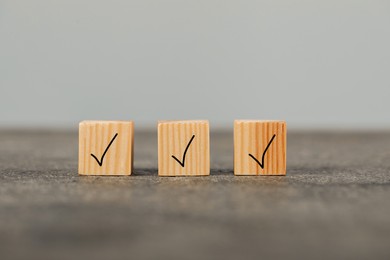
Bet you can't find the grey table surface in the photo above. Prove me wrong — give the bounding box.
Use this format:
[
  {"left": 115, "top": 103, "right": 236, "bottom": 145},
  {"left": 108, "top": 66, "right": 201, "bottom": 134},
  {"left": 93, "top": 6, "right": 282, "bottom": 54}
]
[{"left": 0, "top": 130, "right": 390, "bottom": 260}]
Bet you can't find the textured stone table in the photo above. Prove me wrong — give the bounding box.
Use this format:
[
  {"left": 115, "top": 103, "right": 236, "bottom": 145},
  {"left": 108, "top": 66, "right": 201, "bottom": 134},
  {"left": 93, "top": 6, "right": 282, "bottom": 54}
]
[{"left": 0, "top": 130, "right": 389, "bottom": 260}]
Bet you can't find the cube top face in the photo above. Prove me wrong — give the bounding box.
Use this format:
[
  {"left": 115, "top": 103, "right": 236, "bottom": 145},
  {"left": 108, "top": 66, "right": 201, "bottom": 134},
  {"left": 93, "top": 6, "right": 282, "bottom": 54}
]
[
  {"left": 234, "top": 120, "right": 286, "bottom": 175},
  {"left": 78, "top": 121, "right": 134, "bottom": 176},
  {"left": 158, "top": 120, "right": 210, "bottom": 176},
  {"left": 234, "top": 120, "right": 284, "bottom": 123},
  {"left": 81, "top": 120, "right": 132, "bottom": 124},
  {"left": 158, "top": 120, "right": 208, "bottom": 124}
]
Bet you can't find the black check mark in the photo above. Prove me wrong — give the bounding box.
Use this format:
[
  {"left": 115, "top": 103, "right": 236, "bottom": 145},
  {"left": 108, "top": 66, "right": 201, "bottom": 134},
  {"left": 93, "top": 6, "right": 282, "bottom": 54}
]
[
  {"left": 90, "top": 133, "right": 118, "bottom": 167},
  {"left": 172, "top": 135, "right": 195, "bottom": 167},
  {"left": 248, "top": 134, "right": 276, "bottom": 169}
]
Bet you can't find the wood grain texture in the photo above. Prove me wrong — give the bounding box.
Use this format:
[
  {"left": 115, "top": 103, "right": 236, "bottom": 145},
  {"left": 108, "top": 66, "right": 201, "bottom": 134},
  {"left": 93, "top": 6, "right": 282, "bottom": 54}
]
[
  {"left": 234, "top": 120, "right": 286, "bottom": 175},
  {"left": 158, "top": 120, "right": 210, "bottom": 176},
  {"left": 78, "top": 121, "right": 134, "bottom": 175}
]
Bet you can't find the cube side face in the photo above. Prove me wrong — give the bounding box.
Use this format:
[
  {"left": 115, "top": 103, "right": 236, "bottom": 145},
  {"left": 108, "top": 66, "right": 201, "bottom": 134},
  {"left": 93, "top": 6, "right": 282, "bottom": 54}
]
[
  {"left": 234, "top": 121, "right": 286, "bottom": 175},
  {"left": 158, "top": 121, "right": 210, "bottom": 176},
  {"left": 78, "top": 121, "right": 134, "bottom": 176}
]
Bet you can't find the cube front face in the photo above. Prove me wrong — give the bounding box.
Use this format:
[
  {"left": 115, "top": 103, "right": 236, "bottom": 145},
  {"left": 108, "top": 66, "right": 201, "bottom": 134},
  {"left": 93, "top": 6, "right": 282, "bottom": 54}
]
[
  {"left": 234, "top": 120, "right": 286, "bottom": 175},
  {"left": 158, "top": 120, "right": 210, "bottom": 176},
  {"left": 78, "top": 121, "right": 134, "bottom": 175}
]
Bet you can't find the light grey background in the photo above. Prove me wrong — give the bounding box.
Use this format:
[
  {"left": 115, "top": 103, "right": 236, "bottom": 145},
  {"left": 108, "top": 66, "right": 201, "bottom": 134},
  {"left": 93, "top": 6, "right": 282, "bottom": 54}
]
[{"left": 1, "top": 0, "right": 389, "bottom": 129}]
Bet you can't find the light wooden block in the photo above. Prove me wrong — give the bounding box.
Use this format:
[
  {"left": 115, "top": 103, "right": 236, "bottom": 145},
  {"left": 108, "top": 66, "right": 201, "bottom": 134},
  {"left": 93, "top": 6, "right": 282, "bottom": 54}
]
[
  {"left": 78, "top": 121, "right": 134, "bottom": 176},
  {"left": 234, "top": 120, "right": 286, "bottom": 175},
  {"left": 158, "top": 120, "right": 210, "bottom": 176}
]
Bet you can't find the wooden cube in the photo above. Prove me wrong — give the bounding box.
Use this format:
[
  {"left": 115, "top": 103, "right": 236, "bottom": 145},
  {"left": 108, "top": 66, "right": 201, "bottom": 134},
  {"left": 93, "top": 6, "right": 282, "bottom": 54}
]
[
  {"left": 158, "top": 120, "right": 210, "bottom": 176},
  {"left": 234, "top": 120, "right": 286, "bottom": 175},
  {"left": 78, "top": 121, "right": 134, "bottom": 175}
]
